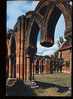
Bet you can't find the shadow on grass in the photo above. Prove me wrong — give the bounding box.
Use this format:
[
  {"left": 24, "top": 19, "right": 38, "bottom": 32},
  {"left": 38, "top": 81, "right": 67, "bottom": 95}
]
[
  {"left": 6, "top": 80, "right": 32, "bottom": 96},
  {"left": 6, "top": 80, "right": 70, "bottom": 96},
  {"left": 35, "top": 81, "right": 69, "bottom": 93}
]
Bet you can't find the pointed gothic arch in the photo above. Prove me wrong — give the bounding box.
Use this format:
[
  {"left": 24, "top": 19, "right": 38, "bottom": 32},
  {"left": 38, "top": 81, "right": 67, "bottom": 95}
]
[{"left": 7, "top": 0, "right": 72, "bottom": 81}]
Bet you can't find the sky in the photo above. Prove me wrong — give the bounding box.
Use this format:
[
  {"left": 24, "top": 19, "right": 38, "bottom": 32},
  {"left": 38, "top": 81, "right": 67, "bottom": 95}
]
[{"left": 7, "top": 1, "right": 66, "bottom": 56}]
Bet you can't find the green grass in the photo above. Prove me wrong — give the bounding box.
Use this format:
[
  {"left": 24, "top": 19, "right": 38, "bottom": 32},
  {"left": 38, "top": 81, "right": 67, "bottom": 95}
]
[
  {"left": 32, "top": 87, "right": 71, "bottom": 96},
  {"left": 34, "top": 72, "right": 71, "bottom": 87},
  {"left": 32, "top": 72, "right": 71, "bottom": 96}
]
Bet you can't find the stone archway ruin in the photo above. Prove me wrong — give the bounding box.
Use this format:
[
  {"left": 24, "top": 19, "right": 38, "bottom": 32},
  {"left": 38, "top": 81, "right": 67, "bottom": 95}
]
[{"left": 7, "top": 0, "right": 72, "bottom": 81}]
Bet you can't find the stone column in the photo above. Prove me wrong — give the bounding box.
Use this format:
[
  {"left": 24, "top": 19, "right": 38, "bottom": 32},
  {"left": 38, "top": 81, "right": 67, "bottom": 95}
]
[
  {"left": 8, "top": 57, "right": 12, "bottom": 78},
  {"left": 20, "top": 16, "right": 24, "bottom": 79},
  {"left": 32, "top": 62, "right": 34, "bottom": 80},
  {"left": 31, "top": 57, "right": 34, "bottom": 80},
  {"left": 8, "top": 38, "right": 12, "bottom": 78},
  {"left": 70, "top": 49, "right": 72, "bottom": 73},
  {"left": 26, "top": 54, "right": 31, "bottom": 81},
  {"left": 12, "top": 55, "right": 16, "bottom": 78},
  {"left": 33, "top": 59, "right": 36, "bottom": 75},
  {"left": 34, "top": 61, "right": 36, "bottom": 75},
  {"left": 24, "top": 18, "right": 27, "bottom": 80},
  {"left": 46, "top": 59, "right": 49, "bottom": 74},
  {"left": 24, "top": 54, "right": 26, "bottom": 80},
  {"left": 25, "top": 47, "right": 36, "bottom": 81},
  {"left": 43, "top": 59, "right": 46, "bottom": 74},
  {"left": 16, "top": 21, "right": 21, "bottom": 79},
  {"left": 39, "top": 60, "right": 41, "bottom": 74},
  {"left": 48, "top": 60, "right": 50, "bottom": 73}
]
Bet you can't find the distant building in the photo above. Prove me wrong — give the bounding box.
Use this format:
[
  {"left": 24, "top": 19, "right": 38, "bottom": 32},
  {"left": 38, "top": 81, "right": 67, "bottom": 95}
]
[{"left": 58, "top": 34, "right": 72, "bottom": 74}]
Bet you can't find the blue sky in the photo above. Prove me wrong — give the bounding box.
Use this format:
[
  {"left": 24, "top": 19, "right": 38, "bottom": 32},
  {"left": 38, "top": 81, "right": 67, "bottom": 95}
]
[{"left": 7, "top": 1, "right": 66, "bottom": 56}]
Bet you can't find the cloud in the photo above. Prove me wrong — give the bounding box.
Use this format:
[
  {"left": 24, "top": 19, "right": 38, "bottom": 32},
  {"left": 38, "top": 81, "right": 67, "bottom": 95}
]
[
  {"left": 54, "top": 14, "right": 65, "bottom": 43},
  {"left": 7, "top": 1, "right": 65, "bottom": 56},
  {"left": 7, "top": 15, "right": 10, "bottom": 20},
  {"left": 7, "top": 1, "right": 39, "bottom": 31},
  {"left": 36, "top": 31, "right": 60, "bottom": 56},
  {"left": 70, "top": 1, "right": 72, "bottom": 6}
]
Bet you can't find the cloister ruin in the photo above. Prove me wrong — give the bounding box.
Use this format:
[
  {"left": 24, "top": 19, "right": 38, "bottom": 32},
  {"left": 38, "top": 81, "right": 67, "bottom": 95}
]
[{"left": 6, "top": 0, "right": 72, "bottom": 81}]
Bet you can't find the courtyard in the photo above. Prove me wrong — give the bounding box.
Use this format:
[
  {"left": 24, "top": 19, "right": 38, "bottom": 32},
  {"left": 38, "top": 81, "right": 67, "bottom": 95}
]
[{"left": 6, "top": 72, "right": 71, "bottom": 96}]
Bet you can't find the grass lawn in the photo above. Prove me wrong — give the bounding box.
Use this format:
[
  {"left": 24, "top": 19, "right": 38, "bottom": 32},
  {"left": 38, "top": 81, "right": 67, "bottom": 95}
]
[{"left": 32, "top": 72, "right": 71, "bottom": 96}]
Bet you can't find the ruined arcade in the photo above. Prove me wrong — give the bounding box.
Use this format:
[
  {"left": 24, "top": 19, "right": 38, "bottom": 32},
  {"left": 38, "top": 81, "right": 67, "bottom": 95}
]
[{"left": 6, "top": 0, "right": 72, "bottom": 81}]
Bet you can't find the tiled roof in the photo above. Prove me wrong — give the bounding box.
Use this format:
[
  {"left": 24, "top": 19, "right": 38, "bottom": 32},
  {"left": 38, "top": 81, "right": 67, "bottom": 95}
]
[{"left": 59, "top": 42, "right": 72, "bottom": 51}]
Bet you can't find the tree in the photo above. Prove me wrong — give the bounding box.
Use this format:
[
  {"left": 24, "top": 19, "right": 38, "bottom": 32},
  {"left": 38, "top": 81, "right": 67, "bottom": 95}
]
[{"left": 57, "top": 36, "right": 65, "bottom": 48}]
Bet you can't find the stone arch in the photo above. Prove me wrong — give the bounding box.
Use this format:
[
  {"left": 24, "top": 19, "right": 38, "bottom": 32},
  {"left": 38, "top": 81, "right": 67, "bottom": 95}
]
[
  {"left": 26, "top": 0, "right": 72, "bottom": 49},
  {"left": 25, "top": 12, "right": 42, "bottom": 54},
  {"left": 8, "top": 0, "right": 72, "bottom": 81},
  {"left": 32, "top": 0, "right": 72, "bottom": 47},
  {"left": 29, "top": 21, "right": 40, "bottom": 49},
  {"left": 56, "top": 3, "right": 72, "bottom": 37}
]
